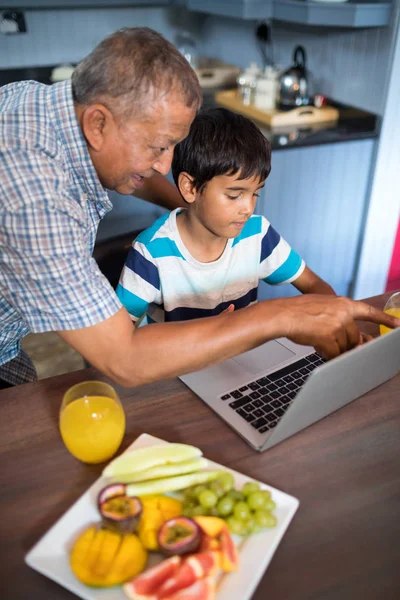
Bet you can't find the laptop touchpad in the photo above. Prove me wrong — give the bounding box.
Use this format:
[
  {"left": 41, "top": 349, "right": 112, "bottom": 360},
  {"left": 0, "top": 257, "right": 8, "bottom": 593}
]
[{"left": 232, "top": 340, "right": 295, "bottom": 375}]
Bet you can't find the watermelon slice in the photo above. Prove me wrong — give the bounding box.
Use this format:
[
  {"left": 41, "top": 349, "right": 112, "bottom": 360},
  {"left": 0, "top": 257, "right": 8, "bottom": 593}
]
[{"left": 124, "top": 556, "right": 181, "bottom": 600}]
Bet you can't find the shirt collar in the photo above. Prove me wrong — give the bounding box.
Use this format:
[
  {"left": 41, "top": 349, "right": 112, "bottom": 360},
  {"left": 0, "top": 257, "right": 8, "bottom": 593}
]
[{"left": 49, "top": 80, "right": 112, "bottom": 216}]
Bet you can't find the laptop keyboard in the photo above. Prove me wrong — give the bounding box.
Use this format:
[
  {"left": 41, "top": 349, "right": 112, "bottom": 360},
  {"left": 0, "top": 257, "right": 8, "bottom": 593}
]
[{"left": 220, "top": 353, "right": 326, "bottom": 434}]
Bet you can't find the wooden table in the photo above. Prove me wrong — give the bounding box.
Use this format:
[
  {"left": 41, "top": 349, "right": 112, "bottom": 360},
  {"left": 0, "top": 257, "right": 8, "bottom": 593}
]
[{"left": 0, "top": 293, "right": 399, "bottom": 600}]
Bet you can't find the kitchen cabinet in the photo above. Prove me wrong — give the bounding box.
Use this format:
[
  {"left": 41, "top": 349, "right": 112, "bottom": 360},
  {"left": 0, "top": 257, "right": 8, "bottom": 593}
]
[
  {"left": 187, "top": 0, "right": 272, "bottom": 20},
  {"left": 256, "top": 139, "right": 375, "bottom": 299},
  {"left": 0, "top": 1, "right": 169, "bottom": 8},
  {"left": 186, "top": 0, "right": 392, "bottom": 28},
  {"left": 273, "top": 0, "right": 392, "bottom": 28}
]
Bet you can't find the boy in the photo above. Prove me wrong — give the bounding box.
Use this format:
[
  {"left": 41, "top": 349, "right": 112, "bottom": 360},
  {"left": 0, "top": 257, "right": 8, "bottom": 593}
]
[{"left": 116, "top": 108, "right": 335, "bottom": 326}]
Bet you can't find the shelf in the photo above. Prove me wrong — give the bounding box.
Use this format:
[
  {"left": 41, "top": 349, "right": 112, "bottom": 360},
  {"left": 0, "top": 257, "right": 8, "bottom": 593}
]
[
  {"left": 0, "top": 1, "right": 169, "bottom": 8},
  {"left": 185, "top": 0, "right": 392, "bottom": 27},
  {"left": 273, "top": 0, "right": 392, "bottom": 28},
  {"left": 187, "top": 0, "right": 273, "bottom": 20}
]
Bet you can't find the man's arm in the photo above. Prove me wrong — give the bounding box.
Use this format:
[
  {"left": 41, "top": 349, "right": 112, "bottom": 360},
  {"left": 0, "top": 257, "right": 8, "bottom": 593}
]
[
  {"left": 293, "top": 266, "right": 336, "bottom": 296},
  {"left": 134, "top": 173, "right": 186, "bottom": 211},
  {"left": 58, "top": 295, "right": 400, "bottom": 388}
]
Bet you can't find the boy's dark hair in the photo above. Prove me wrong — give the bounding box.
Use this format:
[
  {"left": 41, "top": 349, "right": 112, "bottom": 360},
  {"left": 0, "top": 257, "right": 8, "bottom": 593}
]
[{"left": 172, "top": 108, "right": 271, "bottom": 192}]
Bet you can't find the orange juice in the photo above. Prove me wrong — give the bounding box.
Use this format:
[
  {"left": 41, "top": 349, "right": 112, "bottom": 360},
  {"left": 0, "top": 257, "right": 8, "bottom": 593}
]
[
  {"left": 59, "top": 395, "right": 125, "bottom": 464},
  {"left": 380, "top": 308, "right": 400, "bottom": 336}
]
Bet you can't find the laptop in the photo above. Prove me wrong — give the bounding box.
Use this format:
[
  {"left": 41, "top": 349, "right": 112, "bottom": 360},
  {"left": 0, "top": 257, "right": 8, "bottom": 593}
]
[{"left": 180, "top": 327, "right": 400, "bottom": 452}]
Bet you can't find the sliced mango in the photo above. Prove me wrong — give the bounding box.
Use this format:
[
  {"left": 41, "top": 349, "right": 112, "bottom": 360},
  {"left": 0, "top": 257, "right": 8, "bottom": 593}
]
[{"left": 70, "top": 525, "right": 147, "bottom": 587}]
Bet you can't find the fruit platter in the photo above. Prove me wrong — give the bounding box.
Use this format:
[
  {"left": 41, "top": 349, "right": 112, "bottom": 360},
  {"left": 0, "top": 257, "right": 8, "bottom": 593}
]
[{"left": 25, "top": 434, "right": 299, "bottom": 600}]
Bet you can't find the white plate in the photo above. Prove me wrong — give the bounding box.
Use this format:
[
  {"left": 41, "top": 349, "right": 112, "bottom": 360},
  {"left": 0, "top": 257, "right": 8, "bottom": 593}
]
[{"left": 25, "top": 434, "right": 299, "bottom": 600}]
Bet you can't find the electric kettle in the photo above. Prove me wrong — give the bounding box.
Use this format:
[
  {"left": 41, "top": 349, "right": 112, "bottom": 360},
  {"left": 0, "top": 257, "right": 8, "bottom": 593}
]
[{"left": 277, "top": 46, "right": 309, "bottom": 111}]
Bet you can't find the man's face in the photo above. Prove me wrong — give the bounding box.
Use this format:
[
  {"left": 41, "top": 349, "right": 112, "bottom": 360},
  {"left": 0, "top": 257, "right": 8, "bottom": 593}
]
[
  {"left": 190, "top": 173, "right": 265, "bottom": 239},
  {"left": 89, "top": 93, "right": 196, "bottom": 195}
]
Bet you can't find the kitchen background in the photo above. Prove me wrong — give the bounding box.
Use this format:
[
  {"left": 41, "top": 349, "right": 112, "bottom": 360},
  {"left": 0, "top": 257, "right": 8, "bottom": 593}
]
[{"left": 1, "top": 0, "right": 399, "bottom": 377}]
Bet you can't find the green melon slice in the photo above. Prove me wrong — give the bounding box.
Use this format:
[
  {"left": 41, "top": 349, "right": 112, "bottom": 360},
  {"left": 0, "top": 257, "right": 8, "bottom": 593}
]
[
  {"left": 125, "top": 470, "right": 222, "bottom": 497},
  {"left": 107, "top": 457, "right": 209, "bottom": 483},
  {"left": 103, "top": 443, "right": 202, "bottom": 478}
]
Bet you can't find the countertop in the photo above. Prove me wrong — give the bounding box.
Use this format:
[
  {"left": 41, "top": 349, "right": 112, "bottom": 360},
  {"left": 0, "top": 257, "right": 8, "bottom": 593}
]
[{"left": 1, "top": 65, "right": 380, "bottom": 151}]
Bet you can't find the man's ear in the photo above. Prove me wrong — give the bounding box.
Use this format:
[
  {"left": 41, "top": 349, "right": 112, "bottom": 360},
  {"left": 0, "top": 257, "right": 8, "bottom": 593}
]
[
  {"left": 178, "top": 172, "right": 197, "bottom": 204},
  {"left": 80, "top": 104, "right": 113, "bottom": 152}
]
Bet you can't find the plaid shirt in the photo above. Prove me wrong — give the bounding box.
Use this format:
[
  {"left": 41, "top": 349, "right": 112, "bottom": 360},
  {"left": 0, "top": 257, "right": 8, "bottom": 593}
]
[{"left": 0, "top": 80, "right": 121, "bottom": 385}]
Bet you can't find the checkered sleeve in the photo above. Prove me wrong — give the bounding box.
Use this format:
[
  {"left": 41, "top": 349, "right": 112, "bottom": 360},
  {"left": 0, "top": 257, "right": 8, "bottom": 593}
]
[{"left": 0, "top": 149, "right": 121, "bottom": 332}]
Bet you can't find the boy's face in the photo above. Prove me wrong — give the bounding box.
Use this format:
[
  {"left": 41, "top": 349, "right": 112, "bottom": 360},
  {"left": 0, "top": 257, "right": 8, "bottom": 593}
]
[{"left": 189, "top": 173, "right": 265, "bottom": 239}]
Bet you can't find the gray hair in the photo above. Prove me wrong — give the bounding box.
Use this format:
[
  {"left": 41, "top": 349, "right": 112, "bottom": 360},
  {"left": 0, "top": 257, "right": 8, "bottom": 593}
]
[{"left": 71, "top": 27, "right": 202, "bottom": 117}]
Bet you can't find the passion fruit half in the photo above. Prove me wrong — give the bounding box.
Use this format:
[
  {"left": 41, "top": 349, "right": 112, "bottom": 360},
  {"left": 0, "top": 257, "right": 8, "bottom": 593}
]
[
  {"left": 100, "top": 495, "right": 142, "bottom": 534},
  {"left": 158, "top": 517, "right": 201, "bottom": 557}
]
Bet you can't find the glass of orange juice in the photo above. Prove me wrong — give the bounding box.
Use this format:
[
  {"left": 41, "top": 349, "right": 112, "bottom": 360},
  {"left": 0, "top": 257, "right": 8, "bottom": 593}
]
[
  {"left": 59, "top": 381, "right": 126, "bottom": 464},
  {"left": 380, "top": 291, "right": 400, "bottom": 336}
]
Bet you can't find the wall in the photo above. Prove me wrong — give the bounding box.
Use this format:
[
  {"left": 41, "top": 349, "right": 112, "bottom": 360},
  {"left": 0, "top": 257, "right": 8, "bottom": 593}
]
[
  {"left": 0, "top": 4, "right": 202, "bottom": 68},
  {"left": 197, "top": 13, "right": 396, "bottom": 116}
]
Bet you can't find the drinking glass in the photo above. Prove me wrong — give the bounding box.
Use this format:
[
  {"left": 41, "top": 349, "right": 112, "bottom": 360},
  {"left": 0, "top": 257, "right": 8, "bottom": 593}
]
[
  {"left": 59, "top": 381, "right": 125, "bottom": 464},
  {"left": 380, "top": 291, "right": 400, "bottom": 336}
]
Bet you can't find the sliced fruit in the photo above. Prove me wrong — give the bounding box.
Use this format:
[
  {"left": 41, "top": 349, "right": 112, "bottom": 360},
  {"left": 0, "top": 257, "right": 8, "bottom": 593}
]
[
  {"left": 100, "top": 495, "right": 142, "bottom": 534},
  {"left": 161, "top": 576, "right": 216, "bottom": 600},
  {"left": 125, "top": 471, "right": 222, "bottom": 497},
  {"left": 97, "top": 483, "right": 127, "bottom": 508},
  {"left": 70, "top": 525, "right": 147, "bottom": 587},
  {"left": 103, "top": 444, "right": 203, "bottom": 478},
  {"left": 219, "top": 527, "right": 239, "bottom": 572},
  {"left": 109, "top": 458, "right": 209, "bottom": 484},
  {"left": 158, "top": 517, "right": 201, "bottom": 557},
  {"left": 137, "top": 495, "right": 183, "bottom": 551},
  {"left": 193, "top": 517, "right": 226, "bottom": 539},
  {"left": 157, "top": 552, "right": 218, "bottom": 600},
  {"left": 123, "top": 556, "right": 181, "bottom": 599}
]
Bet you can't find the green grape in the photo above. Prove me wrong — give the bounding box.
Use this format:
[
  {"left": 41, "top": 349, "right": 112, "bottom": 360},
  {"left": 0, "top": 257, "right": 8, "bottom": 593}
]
[
  {"left": 260, "top": 490, "right": 272, "bottom": 503},
  {"left": 244, "top": 515, "right": 256, "bottom": 535},
  {"left": 209, "top": 479, "right": 226, "bottom": 499},
  {"left": 217, "top": 495, "right": 234, "bottom": 517},
  {"left": 226, "top": 516, "right": 243, "bottom": 536},
  {"left": 193, "top": 484, "right": 208, "bottom": 499},
  {"left": 242, "top": 482, "right": 260, "bottom": 497},
  {"left": 233, "top": 501, "right": 251, "bottom": 521},
  {"left": 226, "top": 489, "right": 245, "bottom": 503},
  {"left": 209, "top": 507, "right": 220, "bottom": 517},
  {"left": 183, "top": 499, "right": 197, "bottom": 511},
  {"left": 184, "top": 486, "right": 197, "bottom": 500},
  {"left": 218, "top": 471, "right": 235, "bottom": 493},
  {"left": 192, "top": 504, "right": 208, "bottom": 517},
  {"left": 263, "top": 499, "right": 276, "bottom": 512},
  {"left": 254, "top": 510, "right": 277, "bottom": 529},
  {"left": 247, "top": 491, "right": 266, "bottom": 511},
  {"left": 198, "top": 489, "right": 218, "bottom": 509},
  {"left": 182, "top": 506, "right": 194, "bottom": 517}
]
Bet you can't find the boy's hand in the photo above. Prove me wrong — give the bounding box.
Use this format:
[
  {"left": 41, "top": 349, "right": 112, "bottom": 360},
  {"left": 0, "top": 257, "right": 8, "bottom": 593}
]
[{"left": 222, "top": 304, "right": 235, "bottom": 314}]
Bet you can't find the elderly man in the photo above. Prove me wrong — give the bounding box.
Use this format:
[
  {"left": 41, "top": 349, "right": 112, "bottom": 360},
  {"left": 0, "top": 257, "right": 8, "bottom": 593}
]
[{"left": 0, "top": 28, "right": 398, "bottom": 389}]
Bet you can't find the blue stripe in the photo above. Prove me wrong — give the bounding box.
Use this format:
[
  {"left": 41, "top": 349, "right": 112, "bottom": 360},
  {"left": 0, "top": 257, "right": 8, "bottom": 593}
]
[
  {"left": 125, "top": 247, "right": 160, "bottom": 290},
  {"left": 264, "top": 250, "right": 302, "bottom": 285},
  {"left": 165, "top": 287, "right": 258, "bottom": 321},
  {"left": 260, "top": 225, "right": 280, "bottom": 263},
  {"left": 147, "top": 238, "right": 186, "bottom": 260},
  {"left": 232, "top": 216, "right": 262, "bottom": 247},
  {"left": 136, "top": 212, "right": 170, "bottom": 245},
  {"left": 116, "top": 283, "right": 148, "bottom": 318}
]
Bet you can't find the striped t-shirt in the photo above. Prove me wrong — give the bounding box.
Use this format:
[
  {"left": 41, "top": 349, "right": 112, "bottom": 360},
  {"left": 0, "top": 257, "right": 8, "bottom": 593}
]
[{"left": 116, "top": 209, "right": 305, "bottom": 324}]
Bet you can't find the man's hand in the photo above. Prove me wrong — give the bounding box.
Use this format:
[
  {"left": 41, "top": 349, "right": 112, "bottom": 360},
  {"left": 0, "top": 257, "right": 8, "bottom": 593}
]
[
  {"left": 276, "top": 295, "right": 399, "bottom": 359},
  {"left": 58, "top": 295, "right": 399, "bottom": 388}
]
